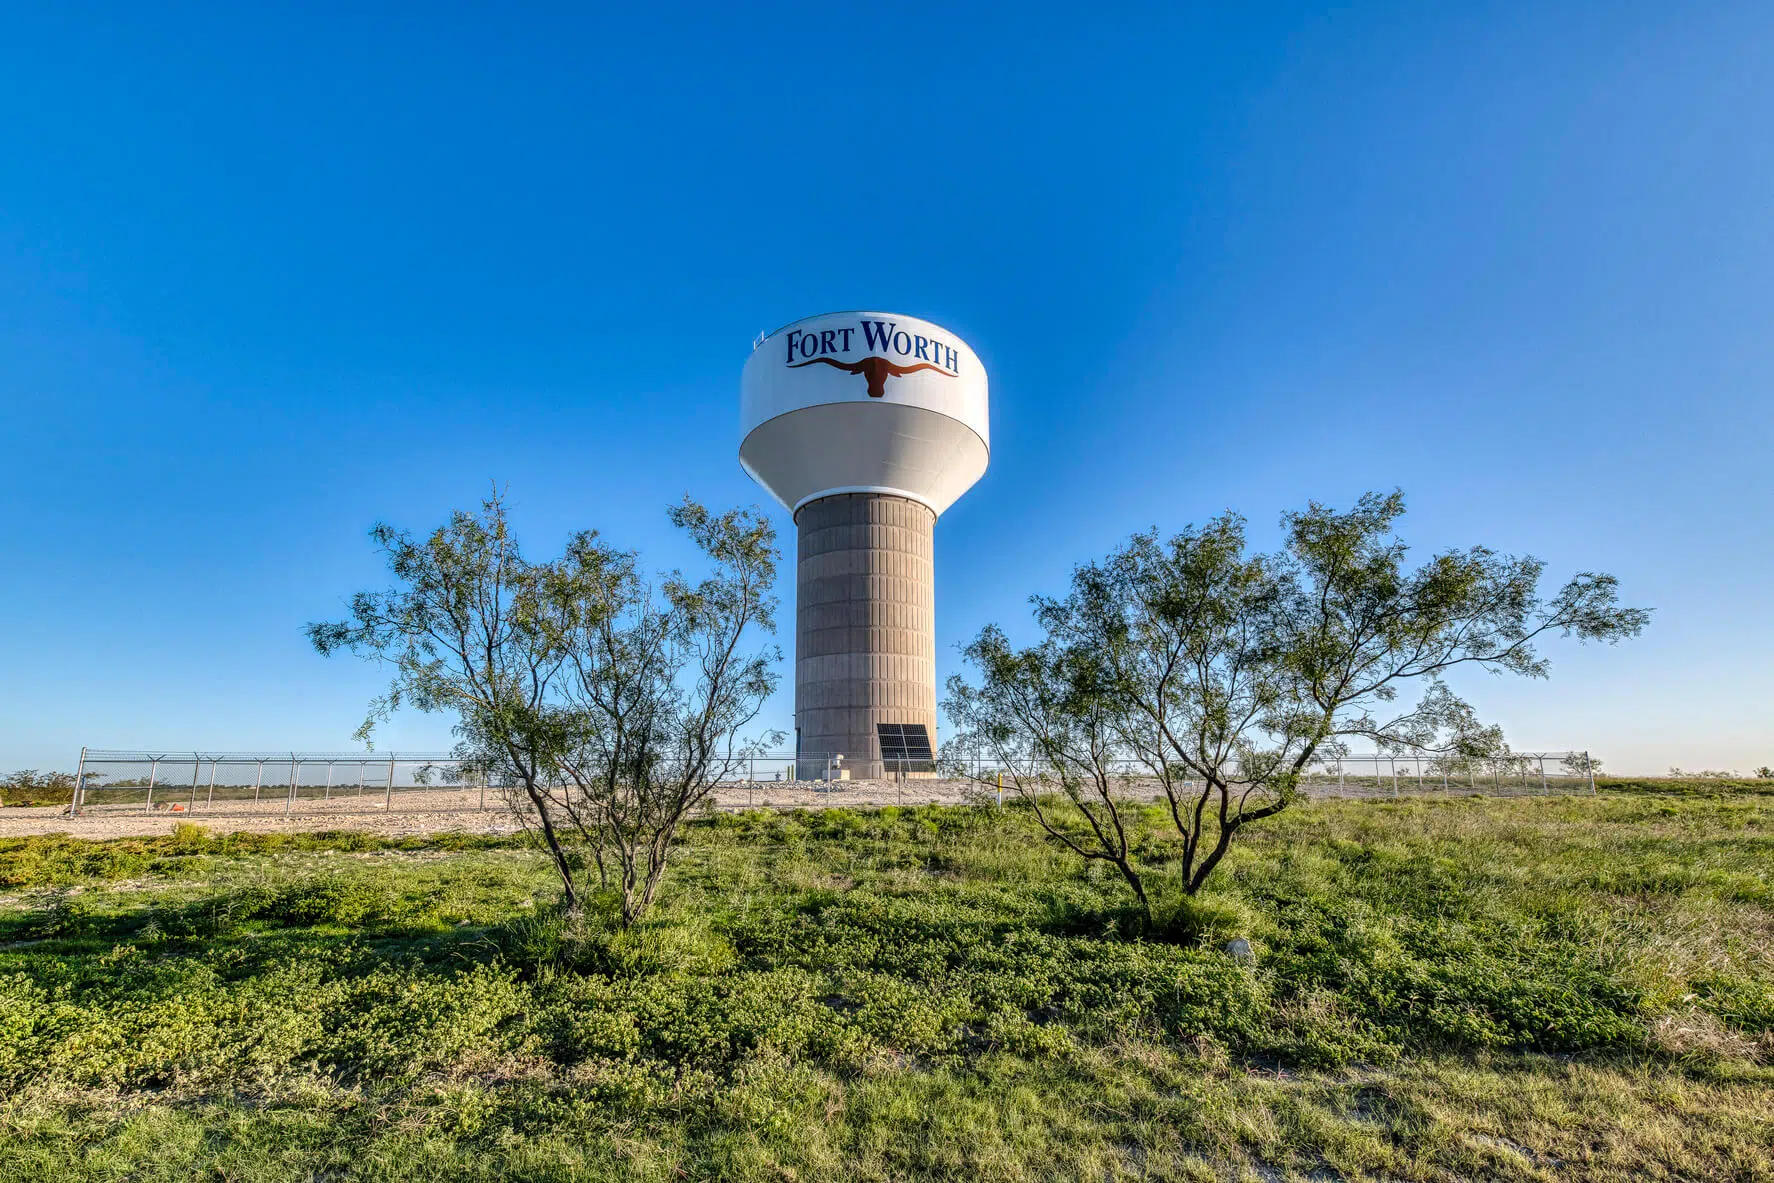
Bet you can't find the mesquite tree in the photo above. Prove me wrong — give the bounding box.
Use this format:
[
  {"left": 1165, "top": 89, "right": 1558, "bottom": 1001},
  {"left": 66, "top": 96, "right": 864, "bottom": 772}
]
[
  {"left": 526, "top": 501, "right": 782, "bottom": 925},
  {"left": 946, "top": 491, "right": 1648, "bottom": 925},
  {"left": 308, "top": 492, "right": 781, "bottom": 923}
]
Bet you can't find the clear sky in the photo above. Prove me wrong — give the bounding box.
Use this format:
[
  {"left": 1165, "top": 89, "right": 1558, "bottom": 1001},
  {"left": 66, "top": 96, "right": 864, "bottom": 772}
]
[{"left": 3, "top": 3, "right": 1770, "bottom": 775}]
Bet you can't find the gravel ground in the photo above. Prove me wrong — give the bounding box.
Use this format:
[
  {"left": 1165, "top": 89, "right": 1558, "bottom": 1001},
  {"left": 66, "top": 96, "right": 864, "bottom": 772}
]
[
  {"left": 0, "top": 779, "right": 996, "bottom": 840},
  {"left": 0, "top": 776, "right": 1556, "bottom": 841}
]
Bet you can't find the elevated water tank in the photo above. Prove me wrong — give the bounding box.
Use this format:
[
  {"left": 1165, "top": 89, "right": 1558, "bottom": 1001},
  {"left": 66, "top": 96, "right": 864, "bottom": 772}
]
[{"left": 740, "top": 311, "right": 989, "bottom": 778}]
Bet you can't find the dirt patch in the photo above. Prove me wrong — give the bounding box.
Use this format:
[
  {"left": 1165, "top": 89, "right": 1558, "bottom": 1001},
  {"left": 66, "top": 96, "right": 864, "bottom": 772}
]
[
  {"left": 0, "top": 776, "right": 1580, "bottom": 841},
  {"left": 0, "top": 779, "right": 992, "bottom": 840}
]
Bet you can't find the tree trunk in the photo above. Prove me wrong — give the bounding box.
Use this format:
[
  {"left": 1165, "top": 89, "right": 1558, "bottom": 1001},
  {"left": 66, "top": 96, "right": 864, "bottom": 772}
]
[
  {"left": 525, "top": 781, "right": 579, "bottom": 910},
  {"left": 1186, "top": 823, "right": 1237, "bottom": 895},
  {"left": 1117, "top": 860, "right": 1153, "bottom": 931}
]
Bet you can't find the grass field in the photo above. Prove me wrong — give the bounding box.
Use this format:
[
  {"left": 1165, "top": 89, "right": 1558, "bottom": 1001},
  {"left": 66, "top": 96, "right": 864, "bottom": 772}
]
[{"left": 0, "top": 786, "right": 1770, "bottom": 1181}]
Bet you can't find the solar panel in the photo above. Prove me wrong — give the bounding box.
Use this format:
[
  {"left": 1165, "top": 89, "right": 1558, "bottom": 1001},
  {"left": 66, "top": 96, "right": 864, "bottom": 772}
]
[{"left": 877, "top": 723, "right": 933, "bottom": 761}]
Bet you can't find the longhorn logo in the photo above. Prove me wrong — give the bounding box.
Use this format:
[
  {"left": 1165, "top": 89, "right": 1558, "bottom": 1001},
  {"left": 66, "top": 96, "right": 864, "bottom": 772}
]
[{"left": 788, "top": 355, "right": 954, "bottom": 398}]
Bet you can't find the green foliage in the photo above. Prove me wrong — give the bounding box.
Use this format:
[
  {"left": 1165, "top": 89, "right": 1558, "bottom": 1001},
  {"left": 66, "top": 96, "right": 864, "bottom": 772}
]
[
  {"left": 0, "top": 792, "right": 1767, "bottom": 1180},
  {"left": 0, "top": 826, "right": 520, "bottom": 888}
]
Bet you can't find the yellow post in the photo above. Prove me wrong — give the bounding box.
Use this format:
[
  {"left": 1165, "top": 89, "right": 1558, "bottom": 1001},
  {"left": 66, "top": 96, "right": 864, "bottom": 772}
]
[{"left": 997, "top": 771, "right": 1003, "bottom": 806}]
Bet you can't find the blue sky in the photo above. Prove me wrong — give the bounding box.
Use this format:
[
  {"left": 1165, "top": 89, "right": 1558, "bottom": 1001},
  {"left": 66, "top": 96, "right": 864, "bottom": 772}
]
[{"left": 3, "top": 2, "right": 1769, "bottom": 774}]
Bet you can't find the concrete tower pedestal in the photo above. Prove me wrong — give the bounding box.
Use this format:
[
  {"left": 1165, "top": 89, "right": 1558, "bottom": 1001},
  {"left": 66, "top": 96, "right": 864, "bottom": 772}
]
[{"left": 795, "top": 493, "right": 937, "bottom": 778}]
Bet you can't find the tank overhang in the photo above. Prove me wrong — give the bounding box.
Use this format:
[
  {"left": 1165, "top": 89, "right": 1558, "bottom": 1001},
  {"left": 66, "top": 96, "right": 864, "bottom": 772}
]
[{"left": 739, "top": 401, "right": 988, "bottom": 518}]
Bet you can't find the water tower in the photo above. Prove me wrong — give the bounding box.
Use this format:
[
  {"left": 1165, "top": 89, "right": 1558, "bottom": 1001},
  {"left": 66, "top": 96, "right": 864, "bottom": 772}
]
[{"left": 740, "top": 311, "right": 989, "bottom": 778}]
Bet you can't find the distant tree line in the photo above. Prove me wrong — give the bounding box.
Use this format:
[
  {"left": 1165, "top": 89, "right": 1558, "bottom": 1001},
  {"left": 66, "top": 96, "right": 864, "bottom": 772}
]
[{"left": 0, "top": 770, "right": 80, "bottom": 807}]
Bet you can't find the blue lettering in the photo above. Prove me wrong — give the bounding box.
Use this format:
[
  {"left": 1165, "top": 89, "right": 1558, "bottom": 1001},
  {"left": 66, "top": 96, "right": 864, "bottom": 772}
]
[
  {"left": 838, "top": 327, "right": 853, "bottom": 351},
  {"left": 944, "top": 344, "right": 958, "bottom": 371},
  {"left": 820, "top": 329, "right": 837, "bottom": 354},
  {"left": 913, "top": 335, "right": 930, "bottom": 361},
  {"left": 861, "top": 320, "right": 897, "bottom": 351},
  {"left": 785, "top": 330, "right": 800, "bottom": 364},
  {"left": 892, "top": 331, "right": 911, "bottom": 354}
]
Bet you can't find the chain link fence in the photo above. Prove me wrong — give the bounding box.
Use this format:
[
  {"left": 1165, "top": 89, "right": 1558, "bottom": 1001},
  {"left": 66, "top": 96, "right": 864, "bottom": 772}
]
[
  {"left": 942, "top": 750, "right": 1598, "bottom": 798},
  {"left": 1296, "top": 750, "right": 1597, "bottom": 796},
  {"left": 62, "top": 747, "right": 1597, "bottom": 820},
  {"left": 69, "top": 751, "right": 489, "bottom": 817}
]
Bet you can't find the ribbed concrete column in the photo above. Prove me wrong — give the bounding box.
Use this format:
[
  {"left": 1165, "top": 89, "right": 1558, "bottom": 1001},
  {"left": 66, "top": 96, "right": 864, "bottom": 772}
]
[{"left": 795, "top": 493, "right": 937, "bottom": 777}]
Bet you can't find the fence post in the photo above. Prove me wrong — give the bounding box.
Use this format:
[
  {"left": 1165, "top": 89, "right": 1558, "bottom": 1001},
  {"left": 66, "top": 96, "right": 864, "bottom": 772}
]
[
  {"left": 357, "top": 762, "right": 366, "bottom": 796},
  {"left": 72, "top": 746, "right": 87, "bottom": 815},
  {"left": 1417, "top": 756, "right": 1424, "bottom": 791},
  {"left": 188, "top": 754, "right": 202, "bottom": 812},
  {"left": 206, "top": 760, "right": 218, "bottom": 809},
  {"left": 479, "top": 768, "right": 487, "bottom": 812},
  {"left": 1586, "top": 751, "right": 1596, "bottom": 795},
  {"left": 324, "top": 762, "right": 334, "bottom": 801},
  {"left": 1390, "top": 756, "right": 1398, "bottom": 797},
  {"left": 253, "top": 760, "right": 264, "bottom": 803},
  {"left": 997, "top": 771, "right": 1003, "bottom": 807},
  {"left": 144, "top": 757, "right": 161, "bottom": 814},
  {"left": 1538, "top": 755, "right": 1547, "bottom": 795},
  {"left": 385, "top": 755, "right": 396, "bottom": 810},
  {"left": 285, "top": 755, "right": 297, "bottom": 818}
]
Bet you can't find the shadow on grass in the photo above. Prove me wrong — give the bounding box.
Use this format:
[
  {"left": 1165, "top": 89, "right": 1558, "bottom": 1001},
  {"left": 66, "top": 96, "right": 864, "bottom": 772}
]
[{"left": 0, "top": 881, "right": 511, "bottom": 973}]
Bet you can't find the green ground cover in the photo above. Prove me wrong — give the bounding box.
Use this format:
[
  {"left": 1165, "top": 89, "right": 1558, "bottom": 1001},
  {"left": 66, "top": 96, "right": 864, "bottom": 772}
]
[{"left": 0, "top": 789, "right": 1770, "bottom": 1181}]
